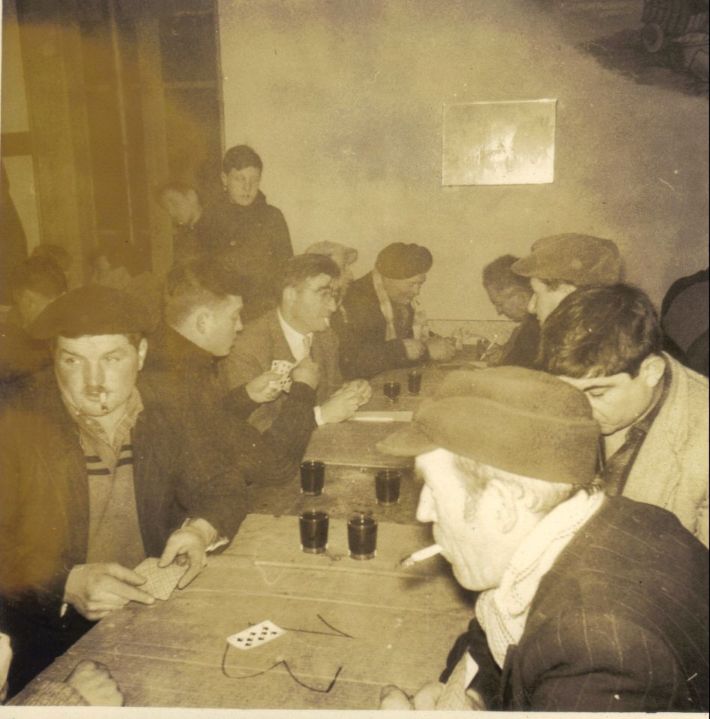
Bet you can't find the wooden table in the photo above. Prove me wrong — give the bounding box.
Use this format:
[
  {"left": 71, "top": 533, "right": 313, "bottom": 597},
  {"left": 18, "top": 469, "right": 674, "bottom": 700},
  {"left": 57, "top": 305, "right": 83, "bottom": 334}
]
[{"left": 14, "top": 514, "right": 474, "bottom": 709}]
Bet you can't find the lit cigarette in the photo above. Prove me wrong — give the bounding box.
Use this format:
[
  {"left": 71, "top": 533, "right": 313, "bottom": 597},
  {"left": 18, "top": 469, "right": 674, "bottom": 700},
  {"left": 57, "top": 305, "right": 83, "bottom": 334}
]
[
  {"left": 400, "top": 543, "right": 442, "bottom": 568},
  {"left": 99, "top": 391, "right": 108, "bottom": 412}
]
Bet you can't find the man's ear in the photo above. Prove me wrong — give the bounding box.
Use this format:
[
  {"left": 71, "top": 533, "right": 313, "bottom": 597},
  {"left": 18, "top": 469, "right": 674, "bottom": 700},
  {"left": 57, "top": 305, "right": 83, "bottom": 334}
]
[
  {"left": 137, "top": 338, "right": 148, "bottom": 370},
  {"left": 195, "top": 308, "right": 211, "bottom": 336},
  {"left": 488, "top": 479, "right": 519, "bottom": 534},
  {"left": 639, "top": 354, "right": 665, "bottom": 388},
  {"left": 283, "top": 286, "right": 297, "bottom": 308}
]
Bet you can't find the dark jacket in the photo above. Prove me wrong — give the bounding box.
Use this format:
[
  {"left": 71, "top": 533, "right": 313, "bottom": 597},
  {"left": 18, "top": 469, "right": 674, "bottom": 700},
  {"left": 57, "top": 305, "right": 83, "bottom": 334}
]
[
  {"left": 441, "top": 496, "right": 709, "bottom": 711},
  {"left": 142, "top": 323, "right": 316, "bottom": 485},
  {"left": 336, "top": 272, "right": 417, "bottom": 379},
  {"left": 496, "top": 314, "right": 540, "bottom": 369},
  {"left": 196, "top": 192, "right": 293, "bottom": 321}
]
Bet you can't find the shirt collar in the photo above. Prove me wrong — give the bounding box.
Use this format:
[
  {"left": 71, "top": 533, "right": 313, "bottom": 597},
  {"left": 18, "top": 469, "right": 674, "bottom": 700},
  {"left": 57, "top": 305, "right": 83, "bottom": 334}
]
[{"left": 277, "top": 310, "right": 313, "bottom": 362}]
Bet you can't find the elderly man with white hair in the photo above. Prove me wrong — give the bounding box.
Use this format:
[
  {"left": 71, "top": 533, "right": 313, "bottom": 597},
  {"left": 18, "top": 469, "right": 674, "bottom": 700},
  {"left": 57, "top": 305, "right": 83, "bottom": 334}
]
[{"left": 376, "top": 367, "right": 708, "bottom": 712}]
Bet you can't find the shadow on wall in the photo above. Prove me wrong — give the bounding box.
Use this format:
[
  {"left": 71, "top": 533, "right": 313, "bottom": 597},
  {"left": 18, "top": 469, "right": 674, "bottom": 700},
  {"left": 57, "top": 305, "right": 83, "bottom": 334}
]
[{"left": 578, "top": 1, "right": 709, "bottom": 97}]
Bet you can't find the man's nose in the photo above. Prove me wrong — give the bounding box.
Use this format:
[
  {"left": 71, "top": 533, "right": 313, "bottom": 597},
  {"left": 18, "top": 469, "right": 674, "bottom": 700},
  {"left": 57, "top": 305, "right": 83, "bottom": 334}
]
[
  {"left": 527, "top": 294, "right": 537, "bottom": 315},
  {"left": 415, "top": 486, "right": 437, "bottom": 523},
  {"left": 84, "top": 361, "right": 105, "bottom": 388}
]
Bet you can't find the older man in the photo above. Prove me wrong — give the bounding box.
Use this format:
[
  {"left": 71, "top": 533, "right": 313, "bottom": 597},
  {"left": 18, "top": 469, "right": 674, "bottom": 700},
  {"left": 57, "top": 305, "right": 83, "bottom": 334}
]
[
  {"left": 143, "top": 257, "right": 319, "bottom": 485},
  {"left": 0, "top": 286, "right": 246, "bottom": 698},
  {"left": 377, "top": 367, "right": 708, "bottom": 711},
  {"left": 512, "top": 233, "right": 622, "bottom": 325},
  {"left": 539, "top": 283, "right": 708, "bottom": 546},
  {"left": 337, "top": 242, "right": 455, "bottom": 379},
  {"left": 226, "top": 253, "right": 370, "bottom": 431}
]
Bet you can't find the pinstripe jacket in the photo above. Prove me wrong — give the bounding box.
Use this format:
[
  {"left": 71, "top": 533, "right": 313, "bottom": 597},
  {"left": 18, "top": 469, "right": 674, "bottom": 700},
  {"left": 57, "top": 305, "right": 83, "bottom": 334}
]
[{"left": 442, "top": 496, "right": 709, "bottom": 711}]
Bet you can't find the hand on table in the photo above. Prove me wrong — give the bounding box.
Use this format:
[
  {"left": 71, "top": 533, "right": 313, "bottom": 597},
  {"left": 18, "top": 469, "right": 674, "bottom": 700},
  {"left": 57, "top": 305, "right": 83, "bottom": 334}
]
[
  {"left": 246, "top": 371, "right": 283, "bottom": 403},
  {"left": 65, "top": 660, "right": 124, "bottom": 706},
  {"left": 402, "top": 339, "right": 426, "bottom": 361},
  {"left": 0, "top": 632, "right": 11, "bottom": 702},
  {"left": 159, "top": 519, "right": 216, "bottom": 589},
  {"left": 425, "top": 336, "right": 457, "bottom": 362},
  {"left": 64, "top": 563, "right": 154, "bottom": 621},
  {"left": 320, "top": 384, "right": 362, "bottom": 423},
  {"left": 340, "top": 378, "right": 372, "bottom": 406},
  {"left": 292, "top": 356, "right": 321, "bottom": 390},
  {"left": 379, "top": 681, "right": 444, "bottom": 710}
]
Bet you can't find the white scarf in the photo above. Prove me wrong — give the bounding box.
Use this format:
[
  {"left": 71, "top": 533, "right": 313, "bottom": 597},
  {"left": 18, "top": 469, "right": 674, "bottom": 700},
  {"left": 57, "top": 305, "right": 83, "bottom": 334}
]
[
  {"left": 475, "top": 490, "right": 605, "bottom": 668},
  {"left": 371, "top": 270, "right": 428, "bottom": 341}
]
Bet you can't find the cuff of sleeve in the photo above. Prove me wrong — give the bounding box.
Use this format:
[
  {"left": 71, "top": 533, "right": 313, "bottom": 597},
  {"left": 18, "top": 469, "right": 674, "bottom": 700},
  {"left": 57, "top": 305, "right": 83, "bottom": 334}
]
[
  {"left": 314, "top": 406, "right": 325, "bottom": 426},
  {"left": 180, "top": 518, "right": 228, "bottom": 553}
]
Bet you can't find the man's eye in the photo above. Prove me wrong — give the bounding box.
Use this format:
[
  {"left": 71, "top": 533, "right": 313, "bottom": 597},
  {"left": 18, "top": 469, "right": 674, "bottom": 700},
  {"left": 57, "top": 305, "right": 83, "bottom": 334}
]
[
  {"left": 105, "top": 356, "right": 121, "bottom": 363},
  {"left": 586, "top": 390, "right": 606, "bottom": 398},
  {"left": 63, "top": 357, "right": 78, "bottom": 365}
]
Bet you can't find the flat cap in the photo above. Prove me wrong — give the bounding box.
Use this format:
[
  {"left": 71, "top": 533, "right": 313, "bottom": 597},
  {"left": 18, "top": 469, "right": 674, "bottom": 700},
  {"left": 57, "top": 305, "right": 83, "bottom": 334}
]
[
  {"left": 512, "top": 234, "right": 622, "bottom": 286},
  {"left": 375, "top": 243, "right": 433, "bottom": 280},
  {"left": 305, "top": 241, "right": 358, "bottom": 267},
  {"left": 377, "top": 366, "right": 599, "bottom": 484},
  {"left": 30, "top": 284, "right": 155, "bottom": 340}
]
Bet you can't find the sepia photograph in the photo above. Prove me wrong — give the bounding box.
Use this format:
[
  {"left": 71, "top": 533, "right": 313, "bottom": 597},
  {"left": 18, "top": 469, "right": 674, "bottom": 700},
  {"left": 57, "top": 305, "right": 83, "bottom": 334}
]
[{"left": 0, "top": 0, "right": 708, "bottom": 717}]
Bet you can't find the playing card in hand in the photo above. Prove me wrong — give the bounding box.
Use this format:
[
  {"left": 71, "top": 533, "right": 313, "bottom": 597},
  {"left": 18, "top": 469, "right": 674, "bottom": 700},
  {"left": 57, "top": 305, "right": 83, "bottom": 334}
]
[
  {"left": 270, "top": 359, "right": 296, "bottom": 392},
  {"left": 134, "top": 557, "right": 185, "bottom": 601},
  {"left": 227, "top": 620, "right": 285, "bottom": 651}
]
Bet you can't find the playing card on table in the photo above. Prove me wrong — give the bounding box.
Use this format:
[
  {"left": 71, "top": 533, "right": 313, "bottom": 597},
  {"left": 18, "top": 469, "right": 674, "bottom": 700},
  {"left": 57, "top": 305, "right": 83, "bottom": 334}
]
[
  {"left": 134, "top": 557, "right": 185, "bottom": 601},
  {"left": 227, "top": 620, "right": 285, "bottom": 651}
]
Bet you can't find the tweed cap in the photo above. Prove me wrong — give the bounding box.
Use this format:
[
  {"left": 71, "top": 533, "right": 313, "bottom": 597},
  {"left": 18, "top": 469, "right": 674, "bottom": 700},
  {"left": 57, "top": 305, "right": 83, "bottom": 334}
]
[
  {"left": 305, "top": 241, "right": 358, "bottom": 267},
  {"left": 512, "top": 234, "right": 622, "bottom": 286},
  {"left": 377, "top": 366, "right": 599, "bottom": 484},
  {"left": 30, "top": 285, "right": 154, "bottom": 340},
  {"left": 375, "top": 242, "right": 433, "bottom": 279}
]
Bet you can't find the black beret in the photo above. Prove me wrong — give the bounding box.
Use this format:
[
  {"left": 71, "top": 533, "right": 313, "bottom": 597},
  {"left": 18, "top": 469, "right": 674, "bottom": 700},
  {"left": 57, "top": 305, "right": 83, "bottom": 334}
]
[
  {"left": 375, "top": 243, "right": 433, "bottom": 280},
  {"left": 29, "top": 285, "right": 155, "bottom": 340}
]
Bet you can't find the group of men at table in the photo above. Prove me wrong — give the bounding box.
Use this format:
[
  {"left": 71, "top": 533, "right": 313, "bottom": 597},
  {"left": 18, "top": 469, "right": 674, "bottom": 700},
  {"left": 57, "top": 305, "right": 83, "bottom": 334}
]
[{"left": 0, "top": 223, "right": 707, "bottom": 709}]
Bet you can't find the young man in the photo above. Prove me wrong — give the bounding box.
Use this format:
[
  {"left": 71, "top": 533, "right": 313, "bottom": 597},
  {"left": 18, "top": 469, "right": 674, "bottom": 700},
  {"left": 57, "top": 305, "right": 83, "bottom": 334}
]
[
  {"left": 143, "top": 257, "right": 319, "bottom": 485},
  {"left": 538, "top": 283, "right": 708, "bottom": 546},
  {"left": 0, "top": 286, "right": 246, "bottom": 698},
  {"left": 512, "top": 233, "right": 622, "bottom": 325},
  {"left": 481, "top": 254, "right": 538, "bottom": 367},
  {"left": 197, "top": 145, "right": 293, "bottom": 321},
  {"left": 225, "top": 253, "right": 371, "bottom": 431},
  {"left": 377, "top": 367, "right": 708, "bottom": 711},
  {"left": 336, "top": 242, "right": 455, "bottom": 379},
  {"left": 155, "top": 181, "right": 204, "bottom": 264}
]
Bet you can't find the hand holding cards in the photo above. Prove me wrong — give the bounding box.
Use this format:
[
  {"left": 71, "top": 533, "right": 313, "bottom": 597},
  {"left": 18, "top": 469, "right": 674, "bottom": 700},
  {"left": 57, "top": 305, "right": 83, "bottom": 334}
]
[
  {"left": 270, "top": 359, "right": 296, "bottom": 392},
  {"left": 134, "top": 558, "right": 185, "bottom": 601}
]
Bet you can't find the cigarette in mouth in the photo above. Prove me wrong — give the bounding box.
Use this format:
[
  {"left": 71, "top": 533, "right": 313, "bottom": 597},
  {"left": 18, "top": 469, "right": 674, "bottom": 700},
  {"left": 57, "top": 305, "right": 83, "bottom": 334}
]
[
  {"left": 400, "top": 543, "right": 442, "bottom": 568},
  {"left": 99, "top": 391, "right": 108, "bottom": 412}
]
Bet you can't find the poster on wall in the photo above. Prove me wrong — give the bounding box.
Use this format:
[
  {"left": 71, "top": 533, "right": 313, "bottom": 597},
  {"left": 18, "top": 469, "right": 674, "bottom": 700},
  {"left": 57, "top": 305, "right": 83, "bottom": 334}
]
[{"left": 442, "top": 99, "right": 557, "bottom": 186}]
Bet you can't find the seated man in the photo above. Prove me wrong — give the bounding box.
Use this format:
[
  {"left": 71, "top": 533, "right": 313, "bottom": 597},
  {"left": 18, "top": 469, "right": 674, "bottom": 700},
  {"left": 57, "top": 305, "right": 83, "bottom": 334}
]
[
  {"left": 377, "top": 367, "right": 709, "bottom": 711},
  {"left": 143, "top": 257, "right": 319, "bottom": 485},
  {"left": 1, "top": 256, "right": 67, "bottom": 402},
  {"left": 538, "top": 283, "right": 708, "bottom": 546},
  {"left": 155, "top": 180, "right": 205, "bottom": 265},
  {"left": 512, "top": 233, "right": 622, "bottom": 326},
  {"left": 337, "top": 242, "right": 455, "bottom": 379},
  {"left": 481, "top": 254, "right": 538, "bottom": 367},
  {"left": 0, "top": 286, "right": 246, "bottom": 698},
  {"left": 225, "top": 254, "right": 370, "bottom": 431}
]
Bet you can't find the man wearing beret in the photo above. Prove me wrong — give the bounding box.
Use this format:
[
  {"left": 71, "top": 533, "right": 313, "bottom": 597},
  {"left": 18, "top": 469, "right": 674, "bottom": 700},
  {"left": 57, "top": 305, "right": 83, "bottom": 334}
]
[
  {"left": 377, "top": 367, "right": 708, "bottom": 711},
  {"left": 0, "top": 286, "right": 247, "bottom": 698},
  {"left": 336, "top": 242, "right": 455, "bottom": 379},
  {"left": 539, "top": 283, "right": 708, "bottom": 546},
  {"left": 512, "top": 233, "right": 623, "bottom": 326}
]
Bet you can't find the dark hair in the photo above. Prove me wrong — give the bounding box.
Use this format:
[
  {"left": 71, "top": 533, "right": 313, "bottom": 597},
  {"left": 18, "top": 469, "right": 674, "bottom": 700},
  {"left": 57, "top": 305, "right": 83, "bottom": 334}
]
[
  {"left": 30, "top": 244, "right": 73, "bottom": 273},
  {"left": 153, "top": 180, "right": 198, "bottom": 204},
  {"left": 482, "top": 255, "right": 531, "bottom": 293},
  {"left": 165, "top": 258, "right": 246, "bottom": 326},
  {"left": 279, "top": 254, "right": 340, "bottom": 296},
  {"left": 538, "top": 284, "right": 663, "bottom": 378},
  {"left": 222, "top": 145, "right": 263, "bottom": 173},
  {"left": 10, "top": 256, "right": 68, "bottom": 299}
]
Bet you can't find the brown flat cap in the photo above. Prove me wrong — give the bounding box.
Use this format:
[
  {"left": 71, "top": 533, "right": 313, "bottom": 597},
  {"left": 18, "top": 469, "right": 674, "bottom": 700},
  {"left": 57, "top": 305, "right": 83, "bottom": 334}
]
[
  {"left": 377, "top": 366, "right": 599, "bottom": 484},
  {"left": 512, "top": 233, "right": 622, "bottom": 286},
  {"left": 30, "top": 284, "right": 155, "bottom": 340}
]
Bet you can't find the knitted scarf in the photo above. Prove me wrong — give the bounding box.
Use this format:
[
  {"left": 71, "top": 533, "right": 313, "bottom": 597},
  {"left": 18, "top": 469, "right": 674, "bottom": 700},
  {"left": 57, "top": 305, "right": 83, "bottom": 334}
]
[{"left": 372, "top": 270, "right": 428, "bottom": 341}]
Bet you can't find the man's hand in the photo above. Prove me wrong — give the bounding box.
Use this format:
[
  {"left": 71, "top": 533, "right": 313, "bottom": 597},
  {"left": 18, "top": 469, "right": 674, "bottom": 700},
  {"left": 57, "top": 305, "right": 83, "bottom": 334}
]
[
  {"left": 340, "top": 378, "right": 372, "bottom": 406},
  {"left": 159, "top": 519, "right": 216, "bottom": 589},
  {"left": 426, "top": 336, "right": 456, "bottom": 362},
  {"left": 320, "top": 385, "right": 361, "bottom": 424},
  {"left": 402, "top": 339, "right": 426, "bottom": 361},
  {"left": 64, "top": 563, "right": 155, "bottom": 621},
  {"left": 379, "top": 681, "right": 447, "bottom": 710},
  {"left": 379, "top": 684, "right": 413, "bottom": 709},
  {"left": 0, "top": 633, "right": 11, "bottom": 702},
  {"left": 245, "top": 371, "right": 283, "bottom": 403},
  {"left": 65, "top": 660, "right": 124, "bottom": 706},
  {"left": 292, "top": 356, "right": 321, "bottom": 389}
]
